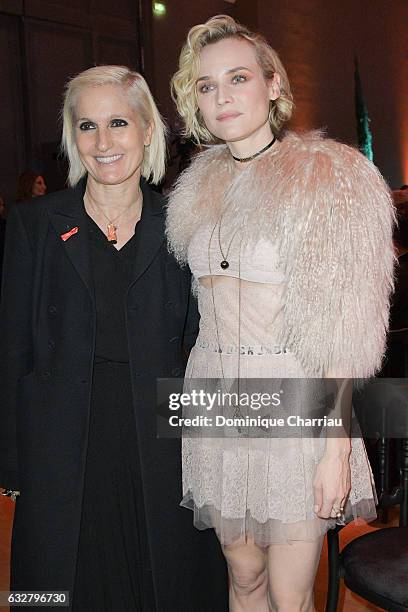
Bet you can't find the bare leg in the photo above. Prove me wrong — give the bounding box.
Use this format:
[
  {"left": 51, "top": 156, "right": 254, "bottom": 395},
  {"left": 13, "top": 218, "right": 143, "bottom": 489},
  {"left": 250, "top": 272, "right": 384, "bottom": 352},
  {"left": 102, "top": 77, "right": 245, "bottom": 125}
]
[
  {"left": 266, "top": 536, "right": 324, "bottom": 612},
  {"left": 222, "top": 537, "right": 269, "bottom": 612}
]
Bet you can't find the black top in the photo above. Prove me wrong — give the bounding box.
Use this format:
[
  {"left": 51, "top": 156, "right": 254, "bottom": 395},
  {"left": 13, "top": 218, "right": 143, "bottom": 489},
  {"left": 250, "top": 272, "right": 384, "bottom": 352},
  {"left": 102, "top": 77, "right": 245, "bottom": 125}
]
[
  {"left": 88, "top": 215, "right": 139, "bottom": 363},
  {"left": 0, "top": 177, "right": 229, "bottom": 610}
]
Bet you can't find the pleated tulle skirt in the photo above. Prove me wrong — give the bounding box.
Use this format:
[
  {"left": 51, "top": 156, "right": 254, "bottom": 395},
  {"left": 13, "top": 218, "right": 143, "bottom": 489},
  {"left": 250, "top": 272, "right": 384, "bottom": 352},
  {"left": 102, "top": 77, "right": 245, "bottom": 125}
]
[
  {"left": 181, "top": 346, "right": 377, "bottom": 546},
  {"left": 72, "top": 362, "right": 155, "bottom": 612}
]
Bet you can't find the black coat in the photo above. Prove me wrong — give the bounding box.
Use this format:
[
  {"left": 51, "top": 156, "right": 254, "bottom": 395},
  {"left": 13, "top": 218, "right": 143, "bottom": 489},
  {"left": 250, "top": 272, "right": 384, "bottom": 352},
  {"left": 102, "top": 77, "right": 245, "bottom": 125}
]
[{"left": 0, "top": 179, "right": 228, "bottom": 611}]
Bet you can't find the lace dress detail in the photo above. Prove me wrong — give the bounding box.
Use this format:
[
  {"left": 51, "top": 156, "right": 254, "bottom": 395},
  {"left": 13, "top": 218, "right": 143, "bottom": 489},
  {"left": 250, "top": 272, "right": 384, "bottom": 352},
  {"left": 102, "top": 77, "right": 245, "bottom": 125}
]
[{"left": 181, "top": 219, "right": 377, "bottom": 546}]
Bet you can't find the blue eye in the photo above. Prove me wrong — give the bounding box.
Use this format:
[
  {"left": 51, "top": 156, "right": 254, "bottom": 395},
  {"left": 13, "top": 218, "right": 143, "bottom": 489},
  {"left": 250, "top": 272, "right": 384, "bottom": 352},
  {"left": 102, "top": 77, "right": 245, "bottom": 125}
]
[
  {"left": 198, "top": 83, "right": 215, "bottom": 94},
  {"left": 232, "top": 74, "right": 247, "bottom": 84},
  {"left": 110, "top": 118, "right": 128, "bottom": 127},
  {"left": 79, "top": 121, "right": 96, "bottom": 131}
]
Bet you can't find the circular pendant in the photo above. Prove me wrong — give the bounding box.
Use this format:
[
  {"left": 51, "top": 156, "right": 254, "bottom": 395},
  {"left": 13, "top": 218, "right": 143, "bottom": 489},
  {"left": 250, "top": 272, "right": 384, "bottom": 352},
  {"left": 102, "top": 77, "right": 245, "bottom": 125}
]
[{"left": 220, "top": 260, "right": 229, "bottom": 270}]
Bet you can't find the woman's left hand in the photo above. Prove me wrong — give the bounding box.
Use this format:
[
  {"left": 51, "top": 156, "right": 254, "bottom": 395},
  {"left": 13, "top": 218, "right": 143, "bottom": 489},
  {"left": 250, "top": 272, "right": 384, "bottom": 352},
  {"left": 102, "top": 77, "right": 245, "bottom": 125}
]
[{"left": 313, "top": 441, "right": 351, "bottom": 519}]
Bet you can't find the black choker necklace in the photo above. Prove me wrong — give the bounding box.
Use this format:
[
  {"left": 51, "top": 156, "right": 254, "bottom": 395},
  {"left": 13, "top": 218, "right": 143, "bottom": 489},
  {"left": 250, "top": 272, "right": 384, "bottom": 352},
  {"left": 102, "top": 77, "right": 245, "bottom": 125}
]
[{"left": 231, "top": 136, "right": 276, "bottom": 163}]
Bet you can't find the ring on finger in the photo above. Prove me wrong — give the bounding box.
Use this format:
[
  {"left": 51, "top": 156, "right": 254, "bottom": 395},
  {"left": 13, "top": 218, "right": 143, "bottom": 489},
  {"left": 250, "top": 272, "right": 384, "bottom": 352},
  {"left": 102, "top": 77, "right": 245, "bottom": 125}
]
[{"left": 332, "top": 505, "right": 345, "bottom": 519}]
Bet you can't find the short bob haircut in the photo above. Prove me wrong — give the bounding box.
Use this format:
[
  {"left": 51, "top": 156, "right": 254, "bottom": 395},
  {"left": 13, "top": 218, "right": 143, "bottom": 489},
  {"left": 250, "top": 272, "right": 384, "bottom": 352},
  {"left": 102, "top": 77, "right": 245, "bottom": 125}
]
[
  {"left": 62, "top": 65, "right": 166, "bottom": 186},
  {"left": 171, "top": 15, "right": 294, "bottom": 144}
]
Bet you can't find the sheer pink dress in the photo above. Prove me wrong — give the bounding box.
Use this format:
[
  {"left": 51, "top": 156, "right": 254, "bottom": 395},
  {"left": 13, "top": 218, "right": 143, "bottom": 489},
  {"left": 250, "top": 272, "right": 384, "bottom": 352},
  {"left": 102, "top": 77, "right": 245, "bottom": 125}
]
[{"left": 181, "top": 217, "right": 377, "bottom": 546}]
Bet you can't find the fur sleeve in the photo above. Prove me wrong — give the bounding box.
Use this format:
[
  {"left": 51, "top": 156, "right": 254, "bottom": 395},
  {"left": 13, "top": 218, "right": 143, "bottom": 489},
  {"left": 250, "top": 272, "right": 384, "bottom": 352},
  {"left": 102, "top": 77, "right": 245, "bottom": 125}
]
[
  {"left": 166, "top": 145, "right": 227, "bottom": 265},
  {"left": 281, "top": 137, "right": 396, "bottom": 378}
]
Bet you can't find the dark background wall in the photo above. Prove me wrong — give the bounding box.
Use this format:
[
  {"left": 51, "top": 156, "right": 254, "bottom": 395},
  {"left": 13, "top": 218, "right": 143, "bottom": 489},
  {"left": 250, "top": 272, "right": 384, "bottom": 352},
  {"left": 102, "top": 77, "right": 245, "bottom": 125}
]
[
  {"left": 0, "top": 0, "right": 150, "bottom": 202},
  {"left": 151, "top": 0, "right": 407, "bottom": 188},
  {"left": 0, "top": 0, "right": 407, "bottom": 203},
  {"left": 255, "top": 0, "right": 408, "bottom": 189}
]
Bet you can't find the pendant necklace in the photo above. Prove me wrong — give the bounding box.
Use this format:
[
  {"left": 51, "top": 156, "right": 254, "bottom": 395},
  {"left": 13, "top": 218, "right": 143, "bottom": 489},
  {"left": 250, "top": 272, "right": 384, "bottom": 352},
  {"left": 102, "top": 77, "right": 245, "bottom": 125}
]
[
  {"left": 208, "top": 221, "right": 245, "bottom": 431},
  {"left": 218, "top": 215, "right": 240, "bottom": 270},
  {"left": 95, "top": 205, "right": 132, "bottom": 244},
  {"left": 85, "top": 191, "right": 142, "bottom": 244},
  {"left": 217, "top": 136, "right": 276, "bottom": 267}
]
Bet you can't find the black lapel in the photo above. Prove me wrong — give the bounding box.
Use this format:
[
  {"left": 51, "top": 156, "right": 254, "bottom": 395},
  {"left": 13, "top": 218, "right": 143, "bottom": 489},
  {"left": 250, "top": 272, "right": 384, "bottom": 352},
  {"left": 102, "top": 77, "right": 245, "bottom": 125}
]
[
  {"left": 129, "top": 180, "right": 165, "bottom": 286},
  {"left": 47, "top": 178, "right": 94, "bottom": 299}
]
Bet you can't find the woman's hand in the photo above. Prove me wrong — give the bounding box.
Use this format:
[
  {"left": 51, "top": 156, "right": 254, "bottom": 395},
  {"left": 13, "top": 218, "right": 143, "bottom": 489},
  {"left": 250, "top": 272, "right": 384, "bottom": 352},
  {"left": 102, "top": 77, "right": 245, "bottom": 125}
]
[{"left": 313, "top": 439, "right": 351, "bottom": 519}]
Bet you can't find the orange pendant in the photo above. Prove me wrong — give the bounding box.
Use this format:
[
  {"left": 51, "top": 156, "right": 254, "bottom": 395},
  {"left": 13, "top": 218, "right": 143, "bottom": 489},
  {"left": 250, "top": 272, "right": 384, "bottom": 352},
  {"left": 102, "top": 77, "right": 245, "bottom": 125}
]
[{"left": 107, "top": 223, "right": 117, "bottom": 244}]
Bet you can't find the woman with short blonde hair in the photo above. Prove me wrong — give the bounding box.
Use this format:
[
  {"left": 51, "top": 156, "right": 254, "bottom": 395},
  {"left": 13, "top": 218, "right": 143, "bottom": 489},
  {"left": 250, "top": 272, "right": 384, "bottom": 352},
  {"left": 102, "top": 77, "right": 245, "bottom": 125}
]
[
  {"left": 168, "top": 15, "right": 395, "bottom": 611},
  {"left": 62, "top": 65, "right": 166, "bottom": 186},
  {"left": 1, "top": 64, "right": 228, "bottom": 611},
  {"left": 171, "top": 15, "right": 294, "bottom": 143}
]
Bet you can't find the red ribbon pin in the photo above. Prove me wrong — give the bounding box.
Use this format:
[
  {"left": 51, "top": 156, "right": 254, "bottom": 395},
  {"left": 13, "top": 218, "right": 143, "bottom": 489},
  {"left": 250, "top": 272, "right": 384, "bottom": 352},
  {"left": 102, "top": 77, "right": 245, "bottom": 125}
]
[{"left": 61, "top": 226, "right": 79, "bottom": 242}]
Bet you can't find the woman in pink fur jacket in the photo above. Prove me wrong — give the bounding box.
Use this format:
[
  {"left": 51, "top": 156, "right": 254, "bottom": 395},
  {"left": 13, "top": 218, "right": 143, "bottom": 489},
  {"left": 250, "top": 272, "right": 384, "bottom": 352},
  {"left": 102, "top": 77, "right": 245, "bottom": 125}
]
[{"left": 167, "top": 15, "right": 395, "bottom": 612}]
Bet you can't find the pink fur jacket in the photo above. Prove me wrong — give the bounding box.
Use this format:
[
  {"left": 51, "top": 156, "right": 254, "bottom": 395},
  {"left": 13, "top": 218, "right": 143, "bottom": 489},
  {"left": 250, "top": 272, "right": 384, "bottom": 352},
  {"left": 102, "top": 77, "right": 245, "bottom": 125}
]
[{"left": 166, "top": 131, "right": 395, "bottom": 378}]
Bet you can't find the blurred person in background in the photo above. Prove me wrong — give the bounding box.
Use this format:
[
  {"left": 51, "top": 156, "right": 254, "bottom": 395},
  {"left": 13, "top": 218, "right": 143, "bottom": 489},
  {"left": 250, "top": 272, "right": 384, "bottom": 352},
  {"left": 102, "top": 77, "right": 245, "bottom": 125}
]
[
  {"left": 16, "top": 171, "right": 47, "bottom": 201},
  {"left": 0, "top": 195, "right": 6, "bottom": 219}
]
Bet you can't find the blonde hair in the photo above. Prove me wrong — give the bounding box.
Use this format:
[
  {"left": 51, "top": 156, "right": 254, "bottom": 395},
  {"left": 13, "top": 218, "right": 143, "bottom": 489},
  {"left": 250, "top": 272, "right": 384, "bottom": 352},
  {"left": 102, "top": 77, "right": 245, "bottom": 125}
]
[
  {"left": 171, "top": 15, "right": 294, "bottom": 143},
  {"left": 62, "top": 65, "right": 166, "bottom": 186}
]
